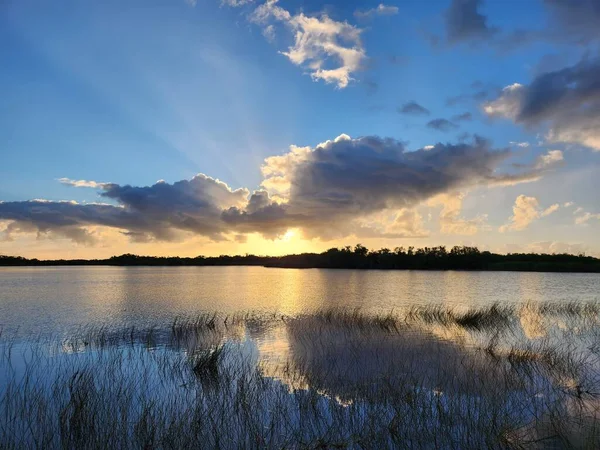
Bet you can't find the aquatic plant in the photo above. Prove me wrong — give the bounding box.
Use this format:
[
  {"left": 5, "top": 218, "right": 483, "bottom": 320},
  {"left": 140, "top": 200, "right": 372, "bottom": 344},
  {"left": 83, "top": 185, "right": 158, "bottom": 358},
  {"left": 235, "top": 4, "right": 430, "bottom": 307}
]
[{"left": 1, "top": 303, "right": 600, "bottom": 448}]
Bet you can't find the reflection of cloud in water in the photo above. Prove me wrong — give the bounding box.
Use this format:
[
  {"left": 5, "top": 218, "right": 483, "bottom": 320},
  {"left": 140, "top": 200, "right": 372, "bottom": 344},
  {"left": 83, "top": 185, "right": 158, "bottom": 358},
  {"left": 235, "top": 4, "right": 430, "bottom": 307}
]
[
  {"left": 520, "top": 302, "right": 547, "bottom": 339},
  {"left": 282, "top": 316, "right": 516, "bottom": 400}
]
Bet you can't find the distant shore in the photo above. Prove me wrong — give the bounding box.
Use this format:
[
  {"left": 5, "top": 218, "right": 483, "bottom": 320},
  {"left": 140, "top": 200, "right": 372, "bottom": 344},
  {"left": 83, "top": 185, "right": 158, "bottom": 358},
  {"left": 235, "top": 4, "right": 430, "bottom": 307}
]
[{"left": 2, "top": 245, "right": 600, "bottom": 273}]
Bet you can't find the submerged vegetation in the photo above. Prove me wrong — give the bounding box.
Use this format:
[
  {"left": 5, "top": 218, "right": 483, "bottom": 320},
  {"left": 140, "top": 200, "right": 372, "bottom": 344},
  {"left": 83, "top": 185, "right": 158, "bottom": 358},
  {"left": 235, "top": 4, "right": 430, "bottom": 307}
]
[
  {"left": 2, "top": 303, "right": 600, "bottom": 448},
  {"left": 2, "top": 245, "right": 600, "bottom": 272}
]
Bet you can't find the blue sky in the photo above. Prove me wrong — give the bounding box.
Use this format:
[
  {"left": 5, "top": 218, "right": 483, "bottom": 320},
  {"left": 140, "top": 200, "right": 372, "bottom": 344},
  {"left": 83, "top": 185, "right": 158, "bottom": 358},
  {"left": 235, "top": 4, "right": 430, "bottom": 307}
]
[{"left": 1, "top": 0, "right": 600, "bottom": 258}]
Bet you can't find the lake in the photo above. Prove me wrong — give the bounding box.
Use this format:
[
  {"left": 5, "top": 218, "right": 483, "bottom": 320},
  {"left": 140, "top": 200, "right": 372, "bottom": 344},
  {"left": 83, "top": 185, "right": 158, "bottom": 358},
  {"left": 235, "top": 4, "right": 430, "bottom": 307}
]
[
  {"left": 1, "top": 266, "right": 600, "bottom": 334},
  {"left": 3, "top": 266, "right": 600, "bottom": 447}
]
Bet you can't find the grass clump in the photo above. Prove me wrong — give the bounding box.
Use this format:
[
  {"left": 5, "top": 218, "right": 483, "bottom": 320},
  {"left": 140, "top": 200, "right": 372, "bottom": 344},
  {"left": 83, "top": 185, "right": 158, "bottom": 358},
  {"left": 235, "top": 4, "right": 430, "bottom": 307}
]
[{"left": 191, "top": 345, "right": 224, "bottom": 381}]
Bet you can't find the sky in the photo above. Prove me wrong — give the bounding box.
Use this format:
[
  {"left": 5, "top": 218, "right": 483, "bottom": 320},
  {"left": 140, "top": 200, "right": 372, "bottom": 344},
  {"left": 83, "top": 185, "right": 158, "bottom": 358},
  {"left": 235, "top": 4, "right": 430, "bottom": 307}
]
[{"left": 1, "top": 0, "right": 600, "bottom": 258}]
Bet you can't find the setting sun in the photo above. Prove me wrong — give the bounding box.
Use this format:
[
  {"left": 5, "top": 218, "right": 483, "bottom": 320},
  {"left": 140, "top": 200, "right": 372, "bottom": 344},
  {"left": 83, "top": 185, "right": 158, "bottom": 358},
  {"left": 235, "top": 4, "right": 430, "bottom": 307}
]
[{"left": 281, "top": 229, "right": 295, "bottom": 242}]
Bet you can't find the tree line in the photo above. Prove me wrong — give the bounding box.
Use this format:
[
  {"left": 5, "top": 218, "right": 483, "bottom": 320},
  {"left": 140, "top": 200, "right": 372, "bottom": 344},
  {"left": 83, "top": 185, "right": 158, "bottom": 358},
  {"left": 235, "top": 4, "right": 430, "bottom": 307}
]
[{"left": 2, "top": 245, "right": 600, "bottom": 272}]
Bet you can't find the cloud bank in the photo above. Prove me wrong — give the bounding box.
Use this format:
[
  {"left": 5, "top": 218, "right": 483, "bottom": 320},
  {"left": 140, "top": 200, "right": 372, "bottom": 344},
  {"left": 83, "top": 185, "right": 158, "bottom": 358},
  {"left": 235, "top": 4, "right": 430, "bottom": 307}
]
[{"left": 0, "top": 134, "right": 558, "bottom": 245}]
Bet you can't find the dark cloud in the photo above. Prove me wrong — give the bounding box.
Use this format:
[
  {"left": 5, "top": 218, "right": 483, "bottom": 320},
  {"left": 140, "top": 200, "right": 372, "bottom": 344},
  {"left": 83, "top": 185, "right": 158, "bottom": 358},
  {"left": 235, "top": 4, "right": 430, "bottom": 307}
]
[
  {"left": 398, "top": 101, "right": 430, "bottom": 116},
  {"left": 544, "top": 0, "right": 600, "bottom": 43},
  {"left": 0, "top": 135, "right": 552, "bottom": 243},
  {"left": 452, "top": 112, "right": 473, "bottom": 122},
  {"left": 446, "top": 86, "right": 500, "bottom": 106},
  {"left": 0, "top": 175, "right": 249, "bottom": 243},
  {"left": 224, "top": 135, "right": 547, "bottom": 238},
  {"left": 445, "top": 0, "right": 497, "bottom": 43},
  {"left": 427, "top": 118, "right": 459, "bottom": 132},
  {"left": 484, "top": 56, "right": 600, "bottom": 150}
]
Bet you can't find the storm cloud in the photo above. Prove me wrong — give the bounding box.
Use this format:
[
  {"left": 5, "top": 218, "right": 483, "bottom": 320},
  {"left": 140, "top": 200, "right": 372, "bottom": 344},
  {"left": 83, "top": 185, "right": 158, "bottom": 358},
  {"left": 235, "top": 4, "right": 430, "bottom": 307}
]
[{"left": 0, "top": 135, "right": 553, "bottom": 244}]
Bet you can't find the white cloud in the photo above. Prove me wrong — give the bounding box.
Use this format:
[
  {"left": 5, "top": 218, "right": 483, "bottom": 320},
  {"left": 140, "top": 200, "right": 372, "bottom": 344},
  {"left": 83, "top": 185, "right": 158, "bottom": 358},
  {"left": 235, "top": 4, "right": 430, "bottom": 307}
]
[
  {"left": 527, "top": 241, "right": 589, "bottom": 256},
  {"left": 262, "top": 24, "right": 276, "bottom": 42},
  {"left": 58, "top": 178, "right": 109, "bottom": 189},
  {"left": 483, "top": 83, "right": 523, "bottom": 118},
  {"left": 509, "top": 141, "right": 530, "bottom": 148},
  {"left": 541, "top": 203, "right": 560, "bottom": 217},
  {"left": 563, "top": 202, "right": 574, "bottom": 208},
  {"left": 221, "top": 0, "right": 254, "bottom": 6},
  {"left": 575, "top": 212, "right": 600, "bottom": 225},
  {"left": 354, "top": 4, "right": 399, "bottom": 19},
  {"left": 250, "top": 0, "right": 365, "bottom": 88},
  {"left": 500, "top": 195, "right": 559, "bottom": 232},
  {"left": 428, "top": 192, "right": 486, "bottom": 235},
  {"left": 535, "top": 150, "right": 563, "bottom": 169}
]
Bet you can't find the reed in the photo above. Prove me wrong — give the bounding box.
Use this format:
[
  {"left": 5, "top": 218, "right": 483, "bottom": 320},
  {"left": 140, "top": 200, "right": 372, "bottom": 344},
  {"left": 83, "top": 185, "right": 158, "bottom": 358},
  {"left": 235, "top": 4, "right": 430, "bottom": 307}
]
[{"left": 1, "top": 302, "right": 599, "bottom": 449}]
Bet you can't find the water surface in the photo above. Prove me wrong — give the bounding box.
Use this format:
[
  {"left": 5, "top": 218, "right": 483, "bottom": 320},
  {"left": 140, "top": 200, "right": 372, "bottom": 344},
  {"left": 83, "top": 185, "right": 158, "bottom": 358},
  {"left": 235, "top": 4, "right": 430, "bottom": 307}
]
[
  {"left": 1, "top": 266, "right": 600, "bottom": 334},
  {"left": 2, "top": 267, "right": 600, "bottom": 447}
]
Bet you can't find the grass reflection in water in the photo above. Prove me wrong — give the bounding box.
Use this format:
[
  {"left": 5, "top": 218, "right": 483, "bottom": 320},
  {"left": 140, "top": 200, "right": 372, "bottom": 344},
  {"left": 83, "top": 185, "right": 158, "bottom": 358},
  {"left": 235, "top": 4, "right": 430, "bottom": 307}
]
[{"left": 1, "top": 303, "right": 600, "bottom": 448}]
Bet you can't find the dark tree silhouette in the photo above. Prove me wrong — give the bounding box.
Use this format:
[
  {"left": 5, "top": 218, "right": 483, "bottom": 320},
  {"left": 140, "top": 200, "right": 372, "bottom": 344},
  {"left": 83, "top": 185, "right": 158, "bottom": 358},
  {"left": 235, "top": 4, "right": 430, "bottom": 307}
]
[{"left": 2, "top": 245, "right": 599, "bottom": 272}]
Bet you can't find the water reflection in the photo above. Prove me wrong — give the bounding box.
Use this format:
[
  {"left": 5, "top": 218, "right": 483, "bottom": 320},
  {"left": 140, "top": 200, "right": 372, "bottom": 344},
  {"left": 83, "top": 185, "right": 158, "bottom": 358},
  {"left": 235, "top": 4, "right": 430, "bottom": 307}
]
[
  {"left": 1, "top": 267, "right": 600, "bottom": 335},
  {"left": 2, "top": 302, "right": 600, "bottom": 448}
]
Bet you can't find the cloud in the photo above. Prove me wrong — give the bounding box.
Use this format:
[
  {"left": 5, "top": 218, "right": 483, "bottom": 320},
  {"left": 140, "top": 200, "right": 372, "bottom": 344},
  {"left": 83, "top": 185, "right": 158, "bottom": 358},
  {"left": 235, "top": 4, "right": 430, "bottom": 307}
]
[
  {"left": 499, "top": 195, "right": 559, "bottom": 232},
  {"left": 354, "top": 4, "right": 399, "bottom": 19},
  {"left": 527, "top": 241, "right": 589, "bottom": 255},
  {"left": 509, "top": 141, "right": 530, "bottom": 148},
  {"left": 484, "top": 57, "right": 600, "bottom": 150},
  {"left": 535, "top": 150, "right": 563, "bottom": 169},
  {"left": 446, "top": 86, "right": 500, "bottom": 106},
  {"left": 262, "top": 24, "right": 276, "bottom": 42},
  {"left": 428, "top": 192, "right": 486, "bottom": 235},
  {"left": 541, "top": 203, "right": 560, "bottom": 217},
  {"left": 0, "top": 134, "right": 554, "bottom": 244},
  {"left": 445, "top": 0, "right": 497, "bottom": 44},
  {"left": 229, "top": 135, "right": 549, "bottom": 238},
  {"left": 250, "top": 0, "right": 365, "bottom": 88},
  {"left": 426, "top": 118, "right": 459, "bottom": 132},
  {"left": 563, "top": 202, "right": 574, "bottom": 208},
  {"left": 543, "top": 0, "right": 600, "bottom": 44},
  {"left": 452, "top": 112, "right": 472, "bottom": 122},
  {"left": 220, "top": 0, "right": 254, "bottom": 6},
  {"left": 0, "top": 174, "right": 250, "bottom": 243},
  {"left": 58, "top": 178, "right": 110, "bottom": 189},
  {"left": 398, "top": 101, "right": 430, "bottom": 116},
  {"left": 575, "top": 211, "right": 600, "bottom": 225}
]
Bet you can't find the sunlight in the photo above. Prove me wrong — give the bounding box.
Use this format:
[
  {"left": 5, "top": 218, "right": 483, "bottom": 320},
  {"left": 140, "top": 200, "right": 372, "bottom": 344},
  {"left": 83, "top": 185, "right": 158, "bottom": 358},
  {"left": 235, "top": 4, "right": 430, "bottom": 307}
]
[{"left": 281, "top": 229, "right": 295, "bottom": 242}]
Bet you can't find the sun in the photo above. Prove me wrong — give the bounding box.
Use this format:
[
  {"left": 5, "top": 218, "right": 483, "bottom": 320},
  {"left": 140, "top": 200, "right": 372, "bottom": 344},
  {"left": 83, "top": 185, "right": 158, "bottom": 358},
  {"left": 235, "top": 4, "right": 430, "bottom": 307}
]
[{"left": 281, "top": 229, "right": 295, "bottom": 241}]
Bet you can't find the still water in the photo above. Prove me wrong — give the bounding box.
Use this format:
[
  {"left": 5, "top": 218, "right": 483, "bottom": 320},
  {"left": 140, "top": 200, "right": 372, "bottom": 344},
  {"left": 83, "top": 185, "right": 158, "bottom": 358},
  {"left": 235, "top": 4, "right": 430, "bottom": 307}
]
[
  {"left": 2, "top": 266, "right": 600, "bottom": 447},
  {"left": 1, "top": 266, "right": 599, "bottom": 334}
]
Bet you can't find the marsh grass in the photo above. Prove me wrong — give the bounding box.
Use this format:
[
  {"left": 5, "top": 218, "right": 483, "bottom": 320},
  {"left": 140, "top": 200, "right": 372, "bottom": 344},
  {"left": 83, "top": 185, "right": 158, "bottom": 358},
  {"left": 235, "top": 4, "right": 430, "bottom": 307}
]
[
  {"left": 1, "top": 303, "right": 600, "bottom": 449},
  {"left": 191, "top": 344, "right": 224, "bottom": 381}
]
